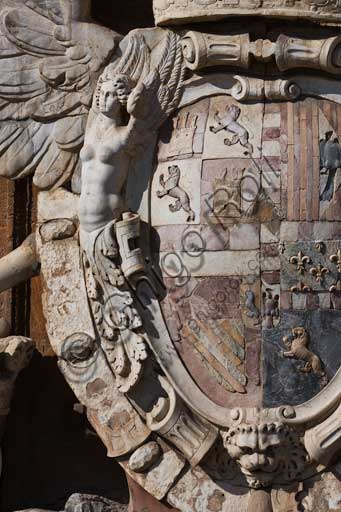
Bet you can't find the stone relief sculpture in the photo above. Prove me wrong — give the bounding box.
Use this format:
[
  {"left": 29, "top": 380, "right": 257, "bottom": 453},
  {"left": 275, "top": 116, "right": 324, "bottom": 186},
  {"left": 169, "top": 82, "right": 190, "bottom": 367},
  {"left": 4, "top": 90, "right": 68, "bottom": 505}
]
[
  {"left": 0, "top": 0, "right": 341, "bottom": 511},
  {"left": 320, "top": 131, "right": 341, "bottom": 201},
  {"left": 209, "top": 104, "right": 254, "bottom": 155},
  {"left": 282, "top": 327, "right": 327, "bottom": 383},
  {"left": 78, "top": 29, "right": 185, "bottom": 393},
  {"left": 157, "top": 165, "right": 196, "bottom": 222}
]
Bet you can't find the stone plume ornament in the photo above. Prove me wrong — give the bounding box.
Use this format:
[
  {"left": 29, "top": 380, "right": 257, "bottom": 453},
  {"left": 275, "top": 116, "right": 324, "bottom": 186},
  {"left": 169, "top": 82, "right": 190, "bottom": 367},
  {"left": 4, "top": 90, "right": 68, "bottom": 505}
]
[{"left": 0, "top": 0, "right": 341, "bottom": 510}]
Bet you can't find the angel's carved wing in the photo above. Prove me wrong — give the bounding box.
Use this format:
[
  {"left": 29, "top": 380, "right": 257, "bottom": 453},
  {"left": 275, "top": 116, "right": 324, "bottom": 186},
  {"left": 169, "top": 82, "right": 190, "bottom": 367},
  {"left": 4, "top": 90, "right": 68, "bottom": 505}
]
[
  {"left": 126, "top": 30, "right": 186, "bottom": 134},
  {"left": 0, "top": 0, "right": 119, "bottom": 191}
]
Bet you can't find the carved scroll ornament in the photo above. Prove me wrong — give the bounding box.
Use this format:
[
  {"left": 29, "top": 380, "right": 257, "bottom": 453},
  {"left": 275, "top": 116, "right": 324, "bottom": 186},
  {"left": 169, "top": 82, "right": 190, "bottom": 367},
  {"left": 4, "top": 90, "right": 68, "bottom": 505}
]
[{"left": 182, "top": 31, "right": 341, "bottom": 76}]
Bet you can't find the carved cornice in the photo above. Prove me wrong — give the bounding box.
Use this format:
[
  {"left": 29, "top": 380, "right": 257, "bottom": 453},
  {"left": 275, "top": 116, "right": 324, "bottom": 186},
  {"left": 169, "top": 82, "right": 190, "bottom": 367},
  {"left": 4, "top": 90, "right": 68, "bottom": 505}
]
[{"left": 154, "top": 0, "right": 341, "bottom": 26}]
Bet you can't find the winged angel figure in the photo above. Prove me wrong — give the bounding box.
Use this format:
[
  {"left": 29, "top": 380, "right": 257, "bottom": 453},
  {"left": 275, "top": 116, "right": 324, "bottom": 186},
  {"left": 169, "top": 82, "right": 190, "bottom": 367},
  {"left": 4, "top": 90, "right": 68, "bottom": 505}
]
[{"left": 0, "top": 0, "right": 186, "bottom": 393}]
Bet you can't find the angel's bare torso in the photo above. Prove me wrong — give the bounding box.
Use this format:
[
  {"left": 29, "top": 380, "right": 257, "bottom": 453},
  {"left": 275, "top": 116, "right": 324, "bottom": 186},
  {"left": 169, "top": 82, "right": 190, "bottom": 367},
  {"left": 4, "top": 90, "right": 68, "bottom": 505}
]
[
  {"left": 79, "top": 85, "right": 134, "bottom": 233},
  {"left": 79, "top": 116, "right": 131, "bottom": 233},
  {"left": 78, "top": 34, "right": 184, "bottom": 234}
]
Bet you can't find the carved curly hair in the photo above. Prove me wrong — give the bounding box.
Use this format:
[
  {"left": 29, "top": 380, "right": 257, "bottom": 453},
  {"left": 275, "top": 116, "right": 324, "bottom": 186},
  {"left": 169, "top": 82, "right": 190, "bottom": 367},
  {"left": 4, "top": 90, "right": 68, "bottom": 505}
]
[{"left": 94, "top": 72, "right": 133, "bottom": 111}]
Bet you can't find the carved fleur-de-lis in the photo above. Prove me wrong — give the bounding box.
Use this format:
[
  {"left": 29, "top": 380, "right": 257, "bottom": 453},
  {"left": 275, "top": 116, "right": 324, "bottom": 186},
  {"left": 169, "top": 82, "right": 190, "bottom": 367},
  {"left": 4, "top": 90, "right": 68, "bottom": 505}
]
[
  {"left": 290, "top": 251, "right": 311, "bottom": 274},
  {"left": 330, "top": 280, "right": 341, "bottom": 293},
  {"left": 330, "top": 249, "right": 341, "bottom": 273},
  {"left": 290, "top": 281, "right": 311, "bottom": 293},
  {"left": 310, "top": 264, "right": 329, "bottom": 284}
]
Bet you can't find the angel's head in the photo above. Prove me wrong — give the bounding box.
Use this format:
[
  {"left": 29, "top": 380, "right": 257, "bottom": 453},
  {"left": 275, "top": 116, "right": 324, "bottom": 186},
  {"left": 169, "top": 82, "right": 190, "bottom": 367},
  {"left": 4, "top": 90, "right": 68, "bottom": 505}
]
[{"left": 95, "top": 73, "right": 133, "bottom": 117}]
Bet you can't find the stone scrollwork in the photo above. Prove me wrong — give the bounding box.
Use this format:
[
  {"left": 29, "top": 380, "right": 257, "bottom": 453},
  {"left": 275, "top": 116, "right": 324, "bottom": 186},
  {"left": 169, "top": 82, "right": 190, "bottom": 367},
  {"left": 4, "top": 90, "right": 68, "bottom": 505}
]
[
  {"left": 263, "top": 79, "right": 301, "bottom": 102},
  {"left": 81, "top": 215, "right": 148, "bottom": 393},
  {"left": 181, "top": 31, "right": 251, "bottom": 71},
  {"left": 146, "top": 377, "right": 218, "bottom": 466},
  {"left": 275, "top": 35, "right": 341, "bottom": 74},
  {"left": 181, "top": 30, "right": 341, "bottom": 76},
  {"left": 231, "top": 76, "right": 301, "bottom": 102},
  {"left": 304, "top": 402, "right": 341, "bottom": 467}
]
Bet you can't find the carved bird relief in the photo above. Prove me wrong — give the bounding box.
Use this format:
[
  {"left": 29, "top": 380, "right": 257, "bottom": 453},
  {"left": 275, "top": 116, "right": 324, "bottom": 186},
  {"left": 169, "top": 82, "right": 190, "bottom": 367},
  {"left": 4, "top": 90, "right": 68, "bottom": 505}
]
[{"left": 319, "top": 131, "right": 341, "bottom": 201}]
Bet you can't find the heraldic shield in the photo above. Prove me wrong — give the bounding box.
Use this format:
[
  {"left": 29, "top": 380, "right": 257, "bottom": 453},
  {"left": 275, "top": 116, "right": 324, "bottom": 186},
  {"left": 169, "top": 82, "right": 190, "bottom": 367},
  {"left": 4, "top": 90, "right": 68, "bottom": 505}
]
[
  {"left": 0, "top": 1, "right": 340, "bottom": 510},
  {"left": 146, "top": 95, "right": 341, "bottom": 410}
]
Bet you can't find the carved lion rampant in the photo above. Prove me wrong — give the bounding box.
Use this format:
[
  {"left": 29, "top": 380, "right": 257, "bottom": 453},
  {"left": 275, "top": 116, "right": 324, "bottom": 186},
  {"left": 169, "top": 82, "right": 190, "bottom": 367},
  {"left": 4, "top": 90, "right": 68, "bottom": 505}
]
[
  {"left": 157, "top": 165, "right": 195, "bottom": 222},
  {"left": 209, "top": 104, "right": 254, "bottom": 155},
  {"left": 283, "top": 327, "right": 327, "bottom": 382}
]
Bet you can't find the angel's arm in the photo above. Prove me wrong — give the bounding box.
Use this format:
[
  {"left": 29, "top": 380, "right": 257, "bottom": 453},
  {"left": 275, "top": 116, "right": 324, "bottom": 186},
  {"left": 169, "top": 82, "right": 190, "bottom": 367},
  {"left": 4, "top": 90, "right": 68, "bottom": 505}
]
[
  {"left": 124, "top": 78, "right": 158, "bottom": 145},
  {"left": 0, "top": 235, "right": 40, "bottom": 294}
]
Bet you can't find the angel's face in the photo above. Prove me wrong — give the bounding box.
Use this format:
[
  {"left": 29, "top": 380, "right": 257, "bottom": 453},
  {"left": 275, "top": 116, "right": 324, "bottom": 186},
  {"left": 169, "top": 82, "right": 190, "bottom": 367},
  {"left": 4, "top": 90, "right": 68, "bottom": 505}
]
[{"left": 99, "top": 81, "right": 120, "bottom": 116}]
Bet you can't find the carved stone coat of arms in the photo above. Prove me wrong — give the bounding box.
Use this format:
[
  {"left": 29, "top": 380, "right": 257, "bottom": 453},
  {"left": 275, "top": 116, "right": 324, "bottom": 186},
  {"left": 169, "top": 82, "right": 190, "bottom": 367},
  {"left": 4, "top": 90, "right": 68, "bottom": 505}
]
[{"left": 0, "top": 0, "right": 340, "bottom": 511}]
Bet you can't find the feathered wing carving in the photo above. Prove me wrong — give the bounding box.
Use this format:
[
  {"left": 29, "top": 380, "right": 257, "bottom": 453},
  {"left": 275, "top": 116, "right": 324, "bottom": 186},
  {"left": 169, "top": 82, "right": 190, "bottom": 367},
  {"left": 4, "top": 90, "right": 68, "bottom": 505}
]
[
  {"left": 107, "top": 32, "right": 151, "bottom": 85},
  {"left": 126, "top": 30, "right": 186, "bottom": 134},
  {"left": 0, "top": 0, "right": 119, "bottom": 191}
]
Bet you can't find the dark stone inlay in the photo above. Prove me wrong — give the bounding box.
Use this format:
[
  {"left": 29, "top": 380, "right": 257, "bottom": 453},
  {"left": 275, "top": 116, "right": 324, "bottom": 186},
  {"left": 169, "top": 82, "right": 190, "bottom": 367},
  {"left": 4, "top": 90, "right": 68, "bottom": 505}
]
[{"left": 263, "top": 310, "right": 341, "bottom": 408}]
